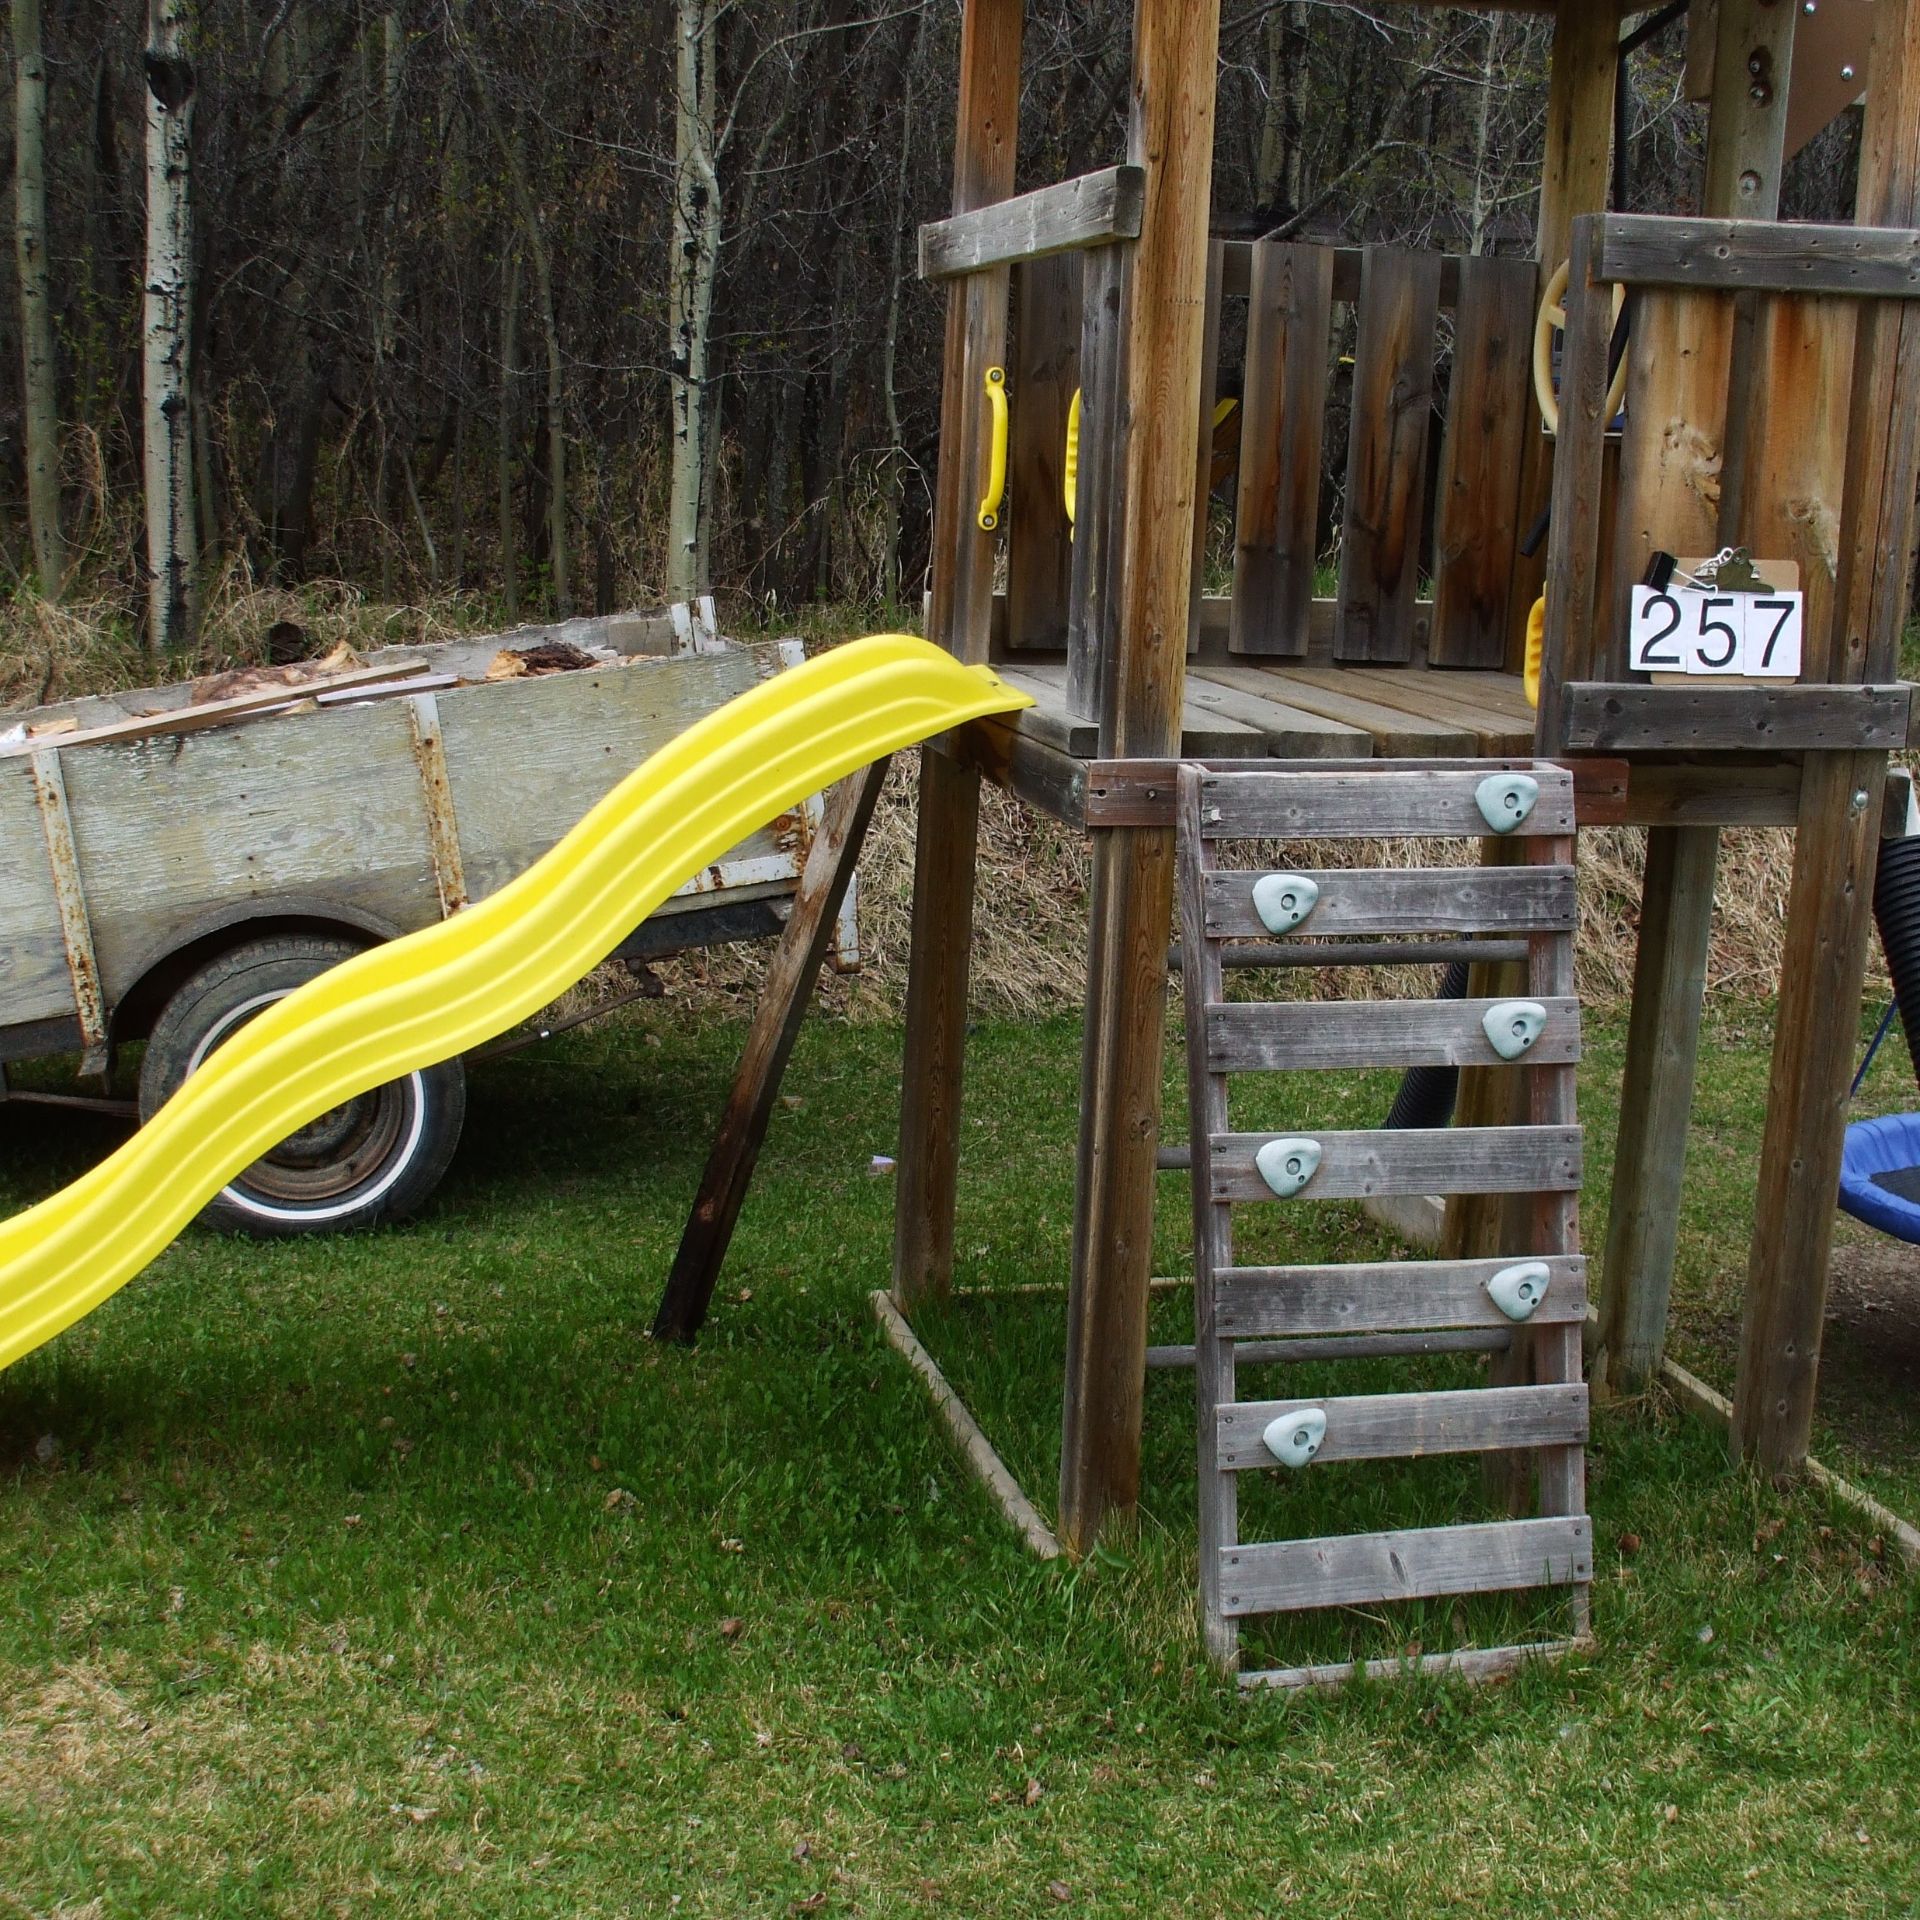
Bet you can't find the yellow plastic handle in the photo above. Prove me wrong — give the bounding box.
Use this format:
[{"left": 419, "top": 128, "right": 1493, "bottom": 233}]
[
  {"left": 1064, "top": 387, "right": 1081, "bottom": 529},
  {"left": 1524, "top": 593, "right": 1546, "bottom": 710},
  {"left": 978, "top": 366, "right": 1008, "bottom": 532}
]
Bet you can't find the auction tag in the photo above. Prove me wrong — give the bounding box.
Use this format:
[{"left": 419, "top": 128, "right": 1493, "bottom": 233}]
[{"left": 1629, "top": 586, "right": 1803, "bottom": 679}]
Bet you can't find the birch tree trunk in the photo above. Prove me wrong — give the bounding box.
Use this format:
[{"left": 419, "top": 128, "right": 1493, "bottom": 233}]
[
  {"left": 498, "top": 243, "right": 521, "bottom": 620},
  {"left": 14, "top": 0, "right": 65, "bottom": 597},
  {"left": 143, "top": 0, "right": 198, "bottom": 655},
  {"left": 666, "top": 0, "right": 720, "bottom": 602}
]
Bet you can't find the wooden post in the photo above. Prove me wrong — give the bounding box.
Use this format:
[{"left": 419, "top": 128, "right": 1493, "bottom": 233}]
[
  {"left": 1505, "top": 0, "right": 1619, "bottom": 668},
  {"left": 1731, "top": 0, "right": 1920, "bottom": 1472},
  {"left": 1451, "top": 4, "right": 1617, "bottom": 1266},
  {"left": 1058, "top": 0, "right": 1222, "bottom": 1554},
  {"left": 1594, "top": 823, "right": 1718, "bottom": 1391},
  {"left": 1596, "top": 0, "right": 1792, "bottom": 1396},
  {"left": 654, "top": 762, "right": 890, "bottom": 1343},
  {"left": 891, "top": 0, "right": 1021, "bottom": 1309}
]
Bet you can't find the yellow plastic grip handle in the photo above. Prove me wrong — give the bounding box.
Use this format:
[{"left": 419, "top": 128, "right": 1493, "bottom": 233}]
[
  {"left": 1064, "top": 387, "right": 1081, "bottom": 529},
  {"left": 1524, "top": 593, "right": 1546, "bottom": 710},
  {"left": 978, "top": 366, "right": 1008, "bottom": 532}
]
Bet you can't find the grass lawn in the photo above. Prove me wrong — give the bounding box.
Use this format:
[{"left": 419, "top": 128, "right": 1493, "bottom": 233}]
[{"left": 2, "top": 1002, "right": 1918, "bottom": 1916}]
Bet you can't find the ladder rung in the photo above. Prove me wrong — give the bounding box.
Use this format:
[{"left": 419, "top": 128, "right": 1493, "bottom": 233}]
[
  {"left": 1207, "top": 997, "right": 1580, "bottom": 1074},
  {"left": 1215, "top": 1256, "right": 1588, "bottom": 1339},
  {"left": 1219, "top": 1515, "right": 1593, "bottom": 1618},
  {"left": 1147, "top": 1328, "right": 1510, "bottom": 1369},
  {"left": 1157, "top": 1144, "right": 1191, "bottom": 1171},
  {"left": 1196, "top": 766, "right": 1575, "bottom": 841},
  {"left": 1210, "top": 1125, "right": 1581, "bottom": 1202},
  {"left": 1168, "top": 937, "right": 1531, "bottom": 972},
  {"left": 1239, "top": 1636, "right": 1589, "bottom": 1693},
  {"left": 1200, "top": 865, "right": 1576, "bottom": 939},
  {"left": 1216, "top": 1383, "right": 1588, "bottom": 1471}
]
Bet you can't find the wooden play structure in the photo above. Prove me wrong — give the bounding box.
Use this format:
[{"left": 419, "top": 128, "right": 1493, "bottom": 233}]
[{"left": 659, "top": 0, "right": 1920, "bottom": 1679}]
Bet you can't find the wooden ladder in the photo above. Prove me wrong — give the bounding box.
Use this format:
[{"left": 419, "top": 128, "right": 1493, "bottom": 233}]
[{"left": 1174, "top": 760, "right": 1592, "bottom": 1690}]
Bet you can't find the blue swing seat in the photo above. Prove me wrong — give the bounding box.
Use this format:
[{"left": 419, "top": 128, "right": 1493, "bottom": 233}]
[{"left": 1838, "top": 1112, "right": 1920, "bottom": 1244}]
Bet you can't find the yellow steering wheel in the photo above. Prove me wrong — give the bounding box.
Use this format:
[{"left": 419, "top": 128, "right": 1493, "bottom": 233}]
[{"left": 1532, "top": 260, "right": 1628, "bottom": 437}]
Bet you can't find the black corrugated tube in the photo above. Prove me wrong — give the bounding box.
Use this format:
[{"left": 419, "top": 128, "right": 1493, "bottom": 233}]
[
  {"left": 1873, "top": 834, "right": 1920, "bottom": 1089},
  {"left": 1382, "top": 959, "right": 1472, "bottom": 1129}
]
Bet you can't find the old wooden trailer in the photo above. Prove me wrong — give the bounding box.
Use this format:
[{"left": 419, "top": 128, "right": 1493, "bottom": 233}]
[{"left": 0, "top": 610, "right": 845, "bottom": 1232}]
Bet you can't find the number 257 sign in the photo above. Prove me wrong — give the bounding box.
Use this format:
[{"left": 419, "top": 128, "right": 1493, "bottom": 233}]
[{"left": 1628, "top": 586, "right": 1804, "bottom": 678}]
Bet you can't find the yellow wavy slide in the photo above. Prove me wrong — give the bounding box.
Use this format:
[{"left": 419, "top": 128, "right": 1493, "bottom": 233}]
[{"left": 0, "top": 635, "right": 1029, "bottom": 1374}]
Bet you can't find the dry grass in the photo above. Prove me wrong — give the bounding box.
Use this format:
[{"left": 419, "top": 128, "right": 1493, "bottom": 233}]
[{"left": 0, "top": 583, "right": 1861, "bottom": 1020}]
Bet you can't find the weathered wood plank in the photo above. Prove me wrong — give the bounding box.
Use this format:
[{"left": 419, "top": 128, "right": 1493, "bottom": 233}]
[
  {"left": 1177, "top": 673, "right": 1369, "bottom": 758},
  {"left": 1207, "top": 996, "right": 1580, "bottom": 1073},
  {"left": 1197, "top": 664, "right": 1471, "bottom": 755},
  {"left": 1536, "top": 215, "right": 1620, "bottom": 746},
  {"left": 1001, "top": 662, "right": 1264, "bottom": 756},
  {"left": 1202, "top": 864, "right": 1575, "bottom": 938},
  {"left": 1217, "top": 1384, "right": 1589, "bottom": 1470},
  {"left": 1336, "top": 246, "right": 1443, "bottom": 662},
  {"left": 1734, "top": 748, "right": 1891, "bottom": 1474},
  {"left": 1508, "top": 2, "right": 1620, "bottom": 677},
  {"left": 0, "top": 759, "right": 72, "bottom": 1029},
  {"left": 1597, "top": 824, "right": 1719, "bottom": 1394},
  {"left": 1606, "top": 283, "right": 1739, "bottom": 671},
  {"left": 1216, "top": 1254, "right": 1588, "bottom": 1339},
  {"left": 1220, "top": 1515, "right": 1594, "bottom": 1616},
  {"left": 1597, "top": 215, "right": 1920, "bottom": 297},
  {"left": 1241, "top": 1638, "right": 1586, "bottom": 1692},
  {"left": 1562, "top": 682, "right": 1910, "bottom": 753},
  {"left": 1231, "top": 242, "right": 1333, "bottom": 659},
  {"left": 1197, "top": 765, "right": 1576, "bottom": 839},
  {"left": 1148, "top": 1328, "right": 1513, "bottom": 1368},
  {"left": 0, "top": 658, "right": 431, "bottom": 759},
  {"left": 1739, "top": 292, "right": 1856, "bottom": 675},
  {"left": 1065, "top": 245, "right": 1129, "bottom": 720},
  {"left": 895, "top": 0, "right": 1020, "bottom": 1311},
  {"left": 1178, "top": 761, "right": 1240, "bottom": 1668},
  {"left": 1286, "top": 664, "right": 1534, "bottom": 755},
  {"left": 1431, "top": 253, "right": 1536, "bottom": 667},
  {"left": 1005, "top": 254, "right": 1080, "bottom": 651},
  {"left": 919, "top": 165, "right": 1145, "bottom": 280},
  {"left": 1209, "top": 1125, "right": 1582, "bottom": 1202},
  {"left": 436, "top": 652, "right": 774, "bottom": 902},
  {"left": 654, "top": 761, "right": 890, "bottom": 1343}
]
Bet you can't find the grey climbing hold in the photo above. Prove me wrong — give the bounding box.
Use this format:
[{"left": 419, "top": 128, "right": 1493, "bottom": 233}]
[
  {"left": 1255, "top": 1136, "right": 1322, "bottom": 1199},
  {"left": 1252, "top": 871, "right": 1320, "bottom": 935},
  {"left": 1483, "top": 999, "right": 1548, "bottom": 1061},
  {"left": 1475, "top": 771, "right": 1539, "bottom": 833},
  {"left": 1263, "top": 1406, "right": 1328, "bottom": 1469},
  {"left": 1486, "top": 1260, "right": 1552, "bottom": 1323}
]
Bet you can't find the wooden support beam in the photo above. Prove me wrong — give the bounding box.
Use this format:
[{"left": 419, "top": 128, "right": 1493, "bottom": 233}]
[
  {"left": 1562, "top": 683, "right": 1911, "bottom": 753},
  {"left": 892, "top": 0, "right": 1021, "bottom": 1312},
  {"left": 1597, "top": 216, "right": 1920, "bottom": 297},
  {"left": 1731, "top": 0, "right": 1920, "bottom": 1474},
  {"left": 919, "top": 166, "right": 1144, "bottom": 280},
  {"left": 653, "top": 762, "right": 890, "bottom": 1343},
  {"left": 1506, "top": 0, "right": 1618, "bottom": 672},
  {"left": 1733, "top": 751, "right": 1889, "bottom": 1473},
  {"left": 1599, "top": 0, "right": 1799, "bottom": 1423},
  {"left": 1595, "top": 823, "right": 1719, "bottom": 1393},
  {"left": 1058, "top": 0, "right": 1224, "bottom": 1556}
]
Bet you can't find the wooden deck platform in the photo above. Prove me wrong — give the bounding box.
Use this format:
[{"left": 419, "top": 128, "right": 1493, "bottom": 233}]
[{"left": 995, "top": 658, "right": 1539, "bottom": 761}]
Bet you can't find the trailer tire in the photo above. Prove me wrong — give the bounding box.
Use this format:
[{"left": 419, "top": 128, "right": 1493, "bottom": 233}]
[{"left": 137, "top": 933, "right": 465, "bottom": 1237}]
